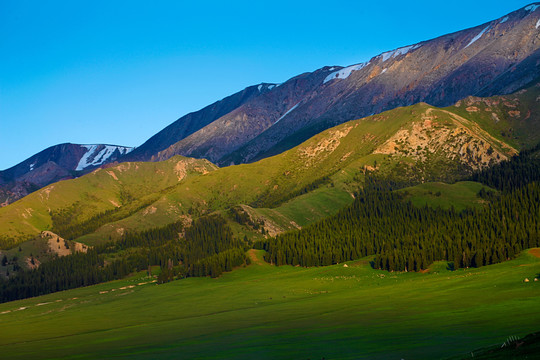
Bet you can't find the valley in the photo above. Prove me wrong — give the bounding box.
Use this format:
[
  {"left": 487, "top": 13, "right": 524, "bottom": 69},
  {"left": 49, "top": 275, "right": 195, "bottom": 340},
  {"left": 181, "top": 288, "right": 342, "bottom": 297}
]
[
  {"left": 2, "top": 3, "right": 540, "bottom": 359},
  {"left": 0, "top": 249, "right": 538, "bottom": 359}
]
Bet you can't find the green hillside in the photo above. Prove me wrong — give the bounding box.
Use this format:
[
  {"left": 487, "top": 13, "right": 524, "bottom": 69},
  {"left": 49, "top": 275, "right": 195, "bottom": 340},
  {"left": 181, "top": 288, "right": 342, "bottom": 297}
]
[
  {"left": 448, "top": 84, "right": 540, "bottom": 150},
  {"left": 0, "top": 249, "right": 538, "bottom": 359},
  {"left": 0, "top": 156, "right": 217, "bottom": 247}
]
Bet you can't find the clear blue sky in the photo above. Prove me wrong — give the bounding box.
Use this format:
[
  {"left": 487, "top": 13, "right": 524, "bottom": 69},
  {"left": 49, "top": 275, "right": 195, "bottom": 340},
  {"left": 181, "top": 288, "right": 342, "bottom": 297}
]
[{"left": 0, "top": 0, "right": 534, "bottom": 170}]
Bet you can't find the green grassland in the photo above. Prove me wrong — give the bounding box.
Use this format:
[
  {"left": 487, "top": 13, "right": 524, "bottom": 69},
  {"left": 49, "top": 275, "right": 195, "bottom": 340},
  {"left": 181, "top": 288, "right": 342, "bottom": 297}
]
[{"left": 0, "top": 249, "right": 539, "bottom": 359}]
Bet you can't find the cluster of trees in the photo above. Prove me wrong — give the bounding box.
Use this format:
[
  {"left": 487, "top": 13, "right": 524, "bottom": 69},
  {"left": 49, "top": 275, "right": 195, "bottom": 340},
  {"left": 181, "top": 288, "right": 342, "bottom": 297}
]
[
  {"left": 469, "top": 143, "right": 540, "bottom": 192},
  {"left": 258, "top": 149, "right": 540, "bottom": 272},
  {"left": 0, "top": 215, "right": 247, "bottom": 302},
  {"left": 0, "top": 250, "right": 136, "bottom": 301},
  {"left": 51, "top": 200, "right": 156, "bottom": 240},
  {"left": 230, "top": 206, "right": 266, "bottom": 234}
]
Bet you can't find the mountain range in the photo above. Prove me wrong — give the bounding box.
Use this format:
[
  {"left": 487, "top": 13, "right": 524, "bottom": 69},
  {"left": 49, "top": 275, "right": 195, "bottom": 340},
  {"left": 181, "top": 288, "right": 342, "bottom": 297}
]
[
  {"left": 130, "top": 3, "right": 540, "bottom": 166},
  {"left": 2, "top": 4, "right": 540, "bottom": 206}
]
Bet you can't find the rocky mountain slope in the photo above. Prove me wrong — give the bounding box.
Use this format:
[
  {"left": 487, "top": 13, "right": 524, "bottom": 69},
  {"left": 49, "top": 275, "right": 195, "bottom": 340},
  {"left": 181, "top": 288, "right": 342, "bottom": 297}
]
[
  {"left": 2, "top": 83, "right": 537, "bottom": 248},
  {"left": 144, "top": 4, "right": 540, "bottom": 166},
  {"left": 121, "top": 83, "right": 277, "bottom": 162},
  {"left": 0, "top": 143, "right": 133, "bottom": 206}
]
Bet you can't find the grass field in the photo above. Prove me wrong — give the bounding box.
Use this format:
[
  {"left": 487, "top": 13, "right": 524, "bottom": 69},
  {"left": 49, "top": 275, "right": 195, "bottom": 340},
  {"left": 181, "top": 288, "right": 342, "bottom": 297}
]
[
  {"left": 1, "top": 249, "right": 539, "bottom": 359},
  {"left": 398, "top": 181, "right": 493, "bottom": 211}
]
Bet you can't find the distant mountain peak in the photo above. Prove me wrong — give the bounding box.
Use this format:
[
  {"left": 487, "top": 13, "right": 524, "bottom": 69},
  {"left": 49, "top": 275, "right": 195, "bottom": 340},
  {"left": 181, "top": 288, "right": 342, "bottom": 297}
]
[{"left": 0, "top": 143, "right": 134, "bottom": 206}]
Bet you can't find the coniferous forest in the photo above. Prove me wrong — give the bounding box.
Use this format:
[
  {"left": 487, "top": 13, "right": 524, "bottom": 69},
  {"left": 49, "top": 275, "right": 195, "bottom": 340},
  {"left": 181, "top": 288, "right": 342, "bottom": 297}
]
[
  {"left": 257, "top": 148, "right": 540, "bottom": 271},
  {"left": 0, "top": 215, "right": 247, "bottom": 302}
]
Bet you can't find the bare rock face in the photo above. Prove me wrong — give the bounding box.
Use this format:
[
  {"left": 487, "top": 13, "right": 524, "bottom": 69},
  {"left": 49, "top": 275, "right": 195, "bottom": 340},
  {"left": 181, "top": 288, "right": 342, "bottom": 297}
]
[
  {"left": 152, "top": 71, "right": 329, "bottom": 163},
  {"left": 145, "top": 4, "right": 540, "bottom": 166},
  {"left": 121, "top": 83, "right": 276, "bottom": 162}
]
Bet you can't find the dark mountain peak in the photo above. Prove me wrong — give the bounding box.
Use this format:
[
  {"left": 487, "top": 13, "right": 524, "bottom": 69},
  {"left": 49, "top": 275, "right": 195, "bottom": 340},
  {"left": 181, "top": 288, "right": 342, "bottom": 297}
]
[{"left": 0, "top": 143, "right": 133, "bottom": 206}]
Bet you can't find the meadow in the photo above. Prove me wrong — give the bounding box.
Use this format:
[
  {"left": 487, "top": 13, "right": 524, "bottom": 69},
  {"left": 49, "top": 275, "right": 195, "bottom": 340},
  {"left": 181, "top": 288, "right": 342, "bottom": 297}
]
[{"left": 1, "top": 249, "right": 539, "bottom": 359}]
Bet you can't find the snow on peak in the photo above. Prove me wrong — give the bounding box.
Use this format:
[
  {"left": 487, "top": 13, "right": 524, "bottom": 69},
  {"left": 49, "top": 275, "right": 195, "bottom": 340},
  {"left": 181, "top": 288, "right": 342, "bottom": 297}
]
[
  {"left": 499, "top": 16, "right": 509, "bottom": 24},
  {"left": 380, "top": 44, "right": 421, "bottom": 62},
  {"left": 29, "top": 163, "right": 35, "bottom": 171},
  {"left": 323, "top": 63, "right": 368, "bottom": 84},
  {"left": 465, "top": 25, "right": 490, "bottom": 48},
  {"left": 275, "top": 102, "right": 300, "bottom": 124},
  {"left": 258, "top": 84, "right": 278, "bottom": 91},
  {"left": 76, "top": 145, "right": 134, "bottom": 171},
  {"left": 525, "top": 4, "right": 540, "bottom": 12},
  {"left": 537, "top": 18, "right": 540, "bottom": 29}
]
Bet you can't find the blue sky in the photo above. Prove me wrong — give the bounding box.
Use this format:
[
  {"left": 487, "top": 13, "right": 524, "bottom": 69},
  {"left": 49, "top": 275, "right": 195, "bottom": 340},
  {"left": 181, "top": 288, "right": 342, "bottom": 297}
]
[{"left": 0, "top": 0, "right": 534, "bottom": 169}]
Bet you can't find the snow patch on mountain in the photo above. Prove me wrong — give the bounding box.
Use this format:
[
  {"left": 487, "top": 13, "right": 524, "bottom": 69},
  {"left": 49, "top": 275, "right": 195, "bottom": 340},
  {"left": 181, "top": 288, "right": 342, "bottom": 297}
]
[
  {"left": 381, "top": 44, "right": 421, "bottom": 62},
  {"left": 500, "top": 16, "right": 509, "bottom": 24},
  {"left": 537, "top": 18, "right": 540, "bottom": 29},
  {"left": 258, "top": 84, "right": 278, "bottom": 91},
  {"left": 76, "top": 145, "right": 133, "bottom": 171},
  {"left": 324, "top": 63, "right": 368, "bottom": 84},
  {"left": 525, "top": 4, "right": 540, "bottom": 12},
  {"left": 275, "top": 102, "right": 300, "bottom": 124},
  {"left": 465, "top": 26, "right": 490, "bottom": 48}
]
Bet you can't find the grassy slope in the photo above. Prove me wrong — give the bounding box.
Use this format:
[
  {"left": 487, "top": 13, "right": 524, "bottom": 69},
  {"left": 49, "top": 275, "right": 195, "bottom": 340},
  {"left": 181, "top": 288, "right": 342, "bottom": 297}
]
[
  {"left": 447, "top": 84, "right": 540, "bottom": 150},
  {"left": 70, "top": 107, "right": 415, "bottom": 243},
  {"left": 397, "top": 181, "right": 494, "bottom": 211},
  {"left": 0, "top": 157, "right": 217, "bottom": 245},
  {"left": 0, "top": 249, "right": 538, "bottom": 359}
]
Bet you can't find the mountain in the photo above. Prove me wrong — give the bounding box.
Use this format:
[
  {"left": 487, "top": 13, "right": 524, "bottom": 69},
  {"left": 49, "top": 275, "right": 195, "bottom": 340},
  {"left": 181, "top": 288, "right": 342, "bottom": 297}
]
[
  {"left": 137, "top": 4, "right": 540, "bottom": 166},
  {"left": 3, "top": 4, "right": 538, "bottom": 203},
  {"left": 120, "top": 83, "right": 277, "bottom": 162},
  {"left": 2, "top": 81, "right": 538, "bottom": 248},
  {"left": 0, "top": 143, "right": 133, "bottom": 206}
]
